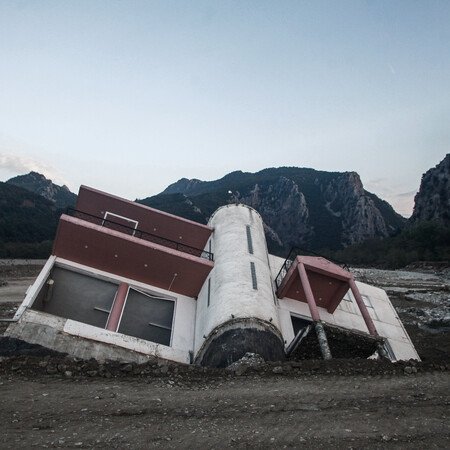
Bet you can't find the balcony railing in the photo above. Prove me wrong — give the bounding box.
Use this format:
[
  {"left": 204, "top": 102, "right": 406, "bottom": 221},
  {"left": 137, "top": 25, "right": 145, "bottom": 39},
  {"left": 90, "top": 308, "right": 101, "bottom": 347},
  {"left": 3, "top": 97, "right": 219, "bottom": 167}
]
[
  {"left": 66, "top": 208, "right": 214, "bottom": 261},
  {"left": 274, "top": 247, "right": 348, "bottom": 290}
]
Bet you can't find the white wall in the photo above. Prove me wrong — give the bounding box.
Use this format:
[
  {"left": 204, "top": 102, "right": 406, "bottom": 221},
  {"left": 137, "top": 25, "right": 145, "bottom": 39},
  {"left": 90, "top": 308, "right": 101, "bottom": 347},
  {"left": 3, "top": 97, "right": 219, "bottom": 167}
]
[
  {"left": 269, "top": 254, "right": 420, "bottom": 361},
  {"left": 14, "top": 257, "right": 196, "bottom": 361},
  {"left": 194, "top": 204, "right": 280, "bottom": 355},
  {"left": 7, "top": 309, "right": 191, "bottom": 364}
]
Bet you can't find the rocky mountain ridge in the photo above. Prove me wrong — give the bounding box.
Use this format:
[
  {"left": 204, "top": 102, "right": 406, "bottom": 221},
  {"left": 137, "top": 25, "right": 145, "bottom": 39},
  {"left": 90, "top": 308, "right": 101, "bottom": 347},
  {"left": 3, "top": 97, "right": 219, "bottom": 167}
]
[
  {"left": 0, "top": 182, "right": 60, "bottom": 257},
  {"left": 410, "top": 154, "right": 450, "bottom": 227},
  {"left": 7, "top": 172, "right": 76, "bottom": 209},
  {"left": 142, "top": 167, "right": 406, "bottom": 253},
  {"left": 4, "top": 156, "right": 448, "bottom": 258}
]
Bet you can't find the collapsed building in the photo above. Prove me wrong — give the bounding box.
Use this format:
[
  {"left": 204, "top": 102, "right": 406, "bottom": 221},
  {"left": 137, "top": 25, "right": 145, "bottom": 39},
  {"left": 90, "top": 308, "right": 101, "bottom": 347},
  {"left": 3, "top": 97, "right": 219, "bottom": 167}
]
[{"left": 5, "top": 186, "right": 420, "bottom": 366}]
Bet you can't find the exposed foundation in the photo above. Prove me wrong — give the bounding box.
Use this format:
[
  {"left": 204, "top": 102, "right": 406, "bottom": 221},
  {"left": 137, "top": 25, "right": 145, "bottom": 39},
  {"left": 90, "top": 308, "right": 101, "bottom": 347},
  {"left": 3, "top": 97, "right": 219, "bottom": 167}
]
[
  {"left": 195, "top": 318, "right": 285, "bottom": 368},
  {"left": 288, "top": 322, "right": 386, "bottom": 360}
]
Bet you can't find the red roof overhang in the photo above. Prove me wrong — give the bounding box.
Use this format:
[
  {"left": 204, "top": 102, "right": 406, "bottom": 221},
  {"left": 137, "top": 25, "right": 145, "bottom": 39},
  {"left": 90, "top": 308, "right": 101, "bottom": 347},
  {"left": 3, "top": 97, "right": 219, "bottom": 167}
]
[
  {"left": 277, "top": 256, "right": 352, "bottom": 313},
  {"left": 52, "top": 215, "right": 213, "bottom": 298},
  {"left": 76, "top": 185, "right": 213, "bottom": 251}
]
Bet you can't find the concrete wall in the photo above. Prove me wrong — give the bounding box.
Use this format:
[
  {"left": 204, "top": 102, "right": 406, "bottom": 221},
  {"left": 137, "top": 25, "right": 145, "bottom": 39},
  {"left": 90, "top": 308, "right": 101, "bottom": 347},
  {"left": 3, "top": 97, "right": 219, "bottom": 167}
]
[
  {"left": 9, "top": 257, "right": 196, "bottom": 364},
  {"left": 6, "top": 309, "right": 190, "bottom": 364},
  {"left": 194, "top": 204, "right": 283, "bottom": 364},
  {"left": 269, "top": 254, "right": 420, "bottom": 361}
]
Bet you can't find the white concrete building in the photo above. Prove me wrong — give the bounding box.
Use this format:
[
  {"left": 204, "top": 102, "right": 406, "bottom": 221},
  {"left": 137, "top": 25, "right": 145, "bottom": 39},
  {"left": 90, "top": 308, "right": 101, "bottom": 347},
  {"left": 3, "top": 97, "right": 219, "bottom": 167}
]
[{"left": 4, "top": 186, "right": 420, "bottom": 366}]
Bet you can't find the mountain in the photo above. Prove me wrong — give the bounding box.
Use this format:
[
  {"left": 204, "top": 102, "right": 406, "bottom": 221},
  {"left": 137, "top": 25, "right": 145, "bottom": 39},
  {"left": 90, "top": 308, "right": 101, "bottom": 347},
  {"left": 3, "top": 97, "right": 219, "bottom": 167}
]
[
  {"left": 0, "top": 182, "right": 61, "bottom": 257},
  {"left": 7, "top": 172, "right": 77, "bottom": 209},
  {"left": 3, "top": 158, "right": 447, "bottom": 261},
  {"left": 139, "top": 167, "right": 406, "bottom": 254},
  {"left": 410, "top": 154, "right": 450, "bottom": 227}
]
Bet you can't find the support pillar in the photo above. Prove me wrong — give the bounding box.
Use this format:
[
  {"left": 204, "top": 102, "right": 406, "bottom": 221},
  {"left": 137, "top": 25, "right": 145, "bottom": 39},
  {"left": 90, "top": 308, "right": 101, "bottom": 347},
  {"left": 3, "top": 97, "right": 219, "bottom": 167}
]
[
  {"left": 314, "top": 322, "right": 332, "bottom": 360},
  {"left": 106, "top": 282, "right": 129, "bottom": 332},
  {"left": 298, "top": 262, "right": 320, "bottom": 322},
  {"left": 298, "top": 262, "right": 332, "bottom": 360}
]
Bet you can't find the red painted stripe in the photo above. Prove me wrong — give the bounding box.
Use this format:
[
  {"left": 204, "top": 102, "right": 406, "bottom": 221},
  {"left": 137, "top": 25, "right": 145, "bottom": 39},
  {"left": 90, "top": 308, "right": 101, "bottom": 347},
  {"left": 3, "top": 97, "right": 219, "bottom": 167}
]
[
  {"left": 297, "top": 262, "right": 321, "bottom": 322},
  {"left": 106, "top": 282, "right": 129, "bottom": 331}
]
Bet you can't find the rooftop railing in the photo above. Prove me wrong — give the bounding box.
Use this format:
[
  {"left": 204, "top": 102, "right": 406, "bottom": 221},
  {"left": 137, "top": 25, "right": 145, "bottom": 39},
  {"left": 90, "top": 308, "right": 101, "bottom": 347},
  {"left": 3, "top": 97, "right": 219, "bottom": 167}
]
[
  {"left": 274, "top": 247, "right": 348, "bottom": 290},
  {"left": 66, "top": 208, "right": 214, "bottom": 262}
]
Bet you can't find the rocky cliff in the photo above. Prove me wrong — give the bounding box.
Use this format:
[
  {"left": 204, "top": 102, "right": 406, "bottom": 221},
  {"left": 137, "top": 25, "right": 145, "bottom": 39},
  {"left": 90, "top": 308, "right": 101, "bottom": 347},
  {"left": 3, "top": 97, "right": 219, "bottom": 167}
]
[
  {"left": 141, "top": 167, "right": 406, "bottom": 253},
  {"left": 410, "top": 154, "right": 450, "bottom": 227},
  {"left": 7, "top": 172, "right": 76, "bottom": 209}
]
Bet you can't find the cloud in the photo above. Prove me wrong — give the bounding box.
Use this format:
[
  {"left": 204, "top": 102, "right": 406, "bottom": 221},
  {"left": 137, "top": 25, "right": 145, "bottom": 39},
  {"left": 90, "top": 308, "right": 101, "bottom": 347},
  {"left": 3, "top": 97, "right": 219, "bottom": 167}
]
[{"left": 0, "top": 150, "right": 66, "bottom": 186}]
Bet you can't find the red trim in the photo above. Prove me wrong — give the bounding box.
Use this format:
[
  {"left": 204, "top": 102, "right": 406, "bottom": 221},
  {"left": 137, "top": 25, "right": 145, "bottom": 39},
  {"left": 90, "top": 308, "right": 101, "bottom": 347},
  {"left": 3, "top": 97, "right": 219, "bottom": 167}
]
[
  {"left": 52, "top": 215, "right": 213, "bottom": 298},
  {"left": 349, "top": 278, "right": 378, "bottom": 336},
  {"left": 298, "top": 262, "right": 321, "bottom": 322},
  {"left": 106, "top": 282, "right": 129, "bottom": 331},
  {"left": 277, "top": 256, "right": 352, "bottom": 314}
]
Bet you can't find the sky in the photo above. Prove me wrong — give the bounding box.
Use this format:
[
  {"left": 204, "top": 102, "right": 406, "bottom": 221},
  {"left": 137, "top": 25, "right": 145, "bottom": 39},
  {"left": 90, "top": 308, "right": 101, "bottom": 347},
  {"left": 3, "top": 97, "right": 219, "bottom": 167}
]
[{"left": 0, "top": 1, "right": 449, "bottom": 217}]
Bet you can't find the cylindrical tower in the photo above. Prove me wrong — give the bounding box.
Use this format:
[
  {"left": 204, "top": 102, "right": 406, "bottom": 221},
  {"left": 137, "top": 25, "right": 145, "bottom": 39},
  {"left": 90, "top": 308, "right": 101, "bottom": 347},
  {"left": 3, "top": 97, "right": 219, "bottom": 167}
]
[{"left": 194, "top": 204, "right": 285, "bottom": 367}]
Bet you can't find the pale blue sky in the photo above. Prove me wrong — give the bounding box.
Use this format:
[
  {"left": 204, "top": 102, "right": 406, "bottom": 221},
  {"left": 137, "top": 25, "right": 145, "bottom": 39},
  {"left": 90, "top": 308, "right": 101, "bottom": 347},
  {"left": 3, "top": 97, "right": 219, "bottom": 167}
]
[{"left": 0, "top": 0, "right": 449, "bottom": 216}]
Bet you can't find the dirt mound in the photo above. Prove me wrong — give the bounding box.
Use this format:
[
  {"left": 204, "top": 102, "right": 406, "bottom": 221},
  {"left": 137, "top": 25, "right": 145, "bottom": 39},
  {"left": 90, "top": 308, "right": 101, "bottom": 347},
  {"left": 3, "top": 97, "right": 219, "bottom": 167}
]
[{"left": 0, "top": 337, "right": 448, "bottom": 381}]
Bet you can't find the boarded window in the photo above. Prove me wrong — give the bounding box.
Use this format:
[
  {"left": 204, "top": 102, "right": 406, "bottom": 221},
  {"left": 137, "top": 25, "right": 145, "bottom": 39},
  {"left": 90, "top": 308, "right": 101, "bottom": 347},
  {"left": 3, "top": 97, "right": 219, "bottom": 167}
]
[
  {"left": 34, "top": 267, "right": 117, "bottom": 329},
  {"left": 207, "top": 278, "right": 211, "bottom": 307},
  {"left": 118, "top": 289, "right": 174, "bottom": 346},
  {"left": 246, "top": 225, "right": 254, "bottom": 254},
  {"left": 250, "top": 262, "right": 257, "bottom": 290}
]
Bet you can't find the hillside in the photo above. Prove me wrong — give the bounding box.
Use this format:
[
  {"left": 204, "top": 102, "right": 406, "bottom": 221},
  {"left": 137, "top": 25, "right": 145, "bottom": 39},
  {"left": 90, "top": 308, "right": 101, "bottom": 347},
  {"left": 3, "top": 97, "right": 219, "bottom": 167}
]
[
  {"left": 330, "top": 154, "right": 450, "bottom": 268},
  {"left": 0, "top": 182, "right": 61, "bottom": 258},
  {"left": 139, "top": 167, "right": 406, "bottom": 254},
  {"left": 3, "top": 157, "right": 448, "bottom": 262},
  {"left": 7, "top": 171, "right": 76, "bottom": 209},
  {"left": 411, "top": 153, "right": 450, "bottom": 227}
]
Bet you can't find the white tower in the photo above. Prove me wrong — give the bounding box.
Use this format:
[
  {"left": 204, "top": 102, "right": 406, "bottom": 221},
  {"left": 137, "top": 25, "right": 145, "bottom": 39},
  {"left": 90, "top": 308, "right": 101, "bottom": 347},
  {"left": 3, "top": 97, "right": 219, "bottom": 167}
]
[{"left": 194, "top": 204, "right": 285, "bottom": 367}]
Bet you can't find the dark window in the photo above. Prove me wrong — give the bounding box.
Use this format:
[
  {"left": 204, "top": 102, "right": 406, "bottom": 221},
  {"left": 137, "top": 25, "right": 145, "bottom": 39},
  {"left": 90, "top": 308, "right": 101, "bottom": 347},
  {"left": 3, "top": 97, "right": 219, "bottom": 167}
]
[
  {"left": 34, "top": 267, "right": 117, "bottom": 329},
  {"left": 118, "top": 289, "right": 174, "bottom": 346},
  {"left": 250, "top": 262, "right": 257, "bottom": 290},
  {"left": 207, "top": 278, "right": 211, "bottom": 307},
  {"left": 246, "top": 225, "right": 254, "bottom": 254},
  {"left": 383, "top": 340, "right": 396, "bottom": 360},
  {"left": 291, "top": 315, "right": 311, "bottom": 336}
]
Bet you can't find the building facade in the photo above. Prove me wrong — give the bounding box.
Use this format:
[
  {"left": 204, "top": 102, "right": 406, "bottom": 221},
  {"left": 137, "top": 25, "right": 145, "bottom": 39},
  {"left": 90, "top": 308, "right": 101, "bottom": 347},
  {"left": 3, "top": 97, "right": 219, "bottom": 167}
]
[{"left": 5, "top": 186, "right": 420, "bottom": 365}]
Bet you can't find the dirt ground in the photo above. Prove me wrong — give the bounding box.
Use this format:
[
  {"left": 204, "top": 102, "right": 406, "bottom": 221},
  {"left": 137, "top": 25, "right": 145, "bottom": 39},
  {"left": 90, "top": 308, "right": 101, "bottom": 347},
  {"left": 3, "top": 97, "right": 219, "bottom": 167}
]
[
  {"left": 1, "top": 370, "right": 448, "bottom": 449},
  {"left": 0, "top": 260, "right": 449, "bottom": 449}
]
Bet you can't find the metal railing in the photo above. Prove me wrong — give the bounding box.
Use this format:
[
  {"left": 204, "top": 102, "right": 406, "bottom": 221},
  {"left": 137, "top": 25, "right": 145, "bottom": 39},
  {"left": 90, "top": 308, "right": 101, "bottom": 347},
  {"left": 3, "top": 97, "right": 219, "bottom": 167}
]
[
  {"left": 274, "top": 246, "right": 348, "bottom": 290},
  {"left": 66, "top": 208, "right": 214, "bottom": 261}
]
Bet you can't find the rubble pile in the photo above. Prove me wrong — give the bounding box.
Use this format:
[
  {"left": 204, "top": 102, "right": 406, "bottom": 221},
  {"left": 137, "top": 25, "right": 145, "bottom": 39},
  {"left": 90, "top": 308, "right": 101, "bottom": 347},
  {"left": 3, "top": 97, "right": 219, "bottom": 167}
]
[
  {"left": 225, "top": 352, "right": 266, "bottom": 375},
  {"left": 0, "top": 337, "right": 448, "bottom": 381},
  {"left": 349, "top": 266, "right": 450, "bottom": 363}
]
